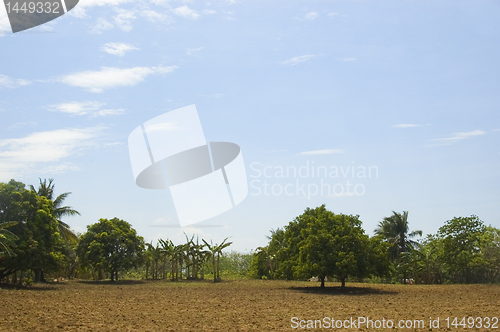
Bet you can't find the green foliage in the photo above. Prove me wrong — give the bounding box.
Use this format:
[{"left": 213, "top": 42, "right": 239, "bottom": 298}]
[
  {"left": 268, "top": 205, "right": 389, "bottom": 288},
  {"left": 30, "top": 178, "right": 80, "bottom": 243},
  {"left": 437, "top": 215, "right": 487, "bottom": 283},
  {"left": 0, "top": 180, "right": 66, "bottom": 281},
  {"left": 296, "top": 207, "right": 372, "bottom": 287},
  {"left": 77, "top": 218, "right": 145, "bottom": 281},
  {"left": 250, "top": 246, "right": 273, "bottom": 279},
  {"left": 0, "top": 221, "right": 18, "bottom": 256},
  {"left": 217, "top": 250, "right": 253, "bottom": 278},
  {"left": 375, "top": 211, "right": 422, "bottom": 261}
]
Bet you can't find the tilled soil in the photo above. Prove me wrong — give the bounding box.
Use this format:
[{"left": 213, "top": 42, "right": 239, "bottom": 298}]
[{"left": 1, "top": 280, "right": 499, "bottom": 331}]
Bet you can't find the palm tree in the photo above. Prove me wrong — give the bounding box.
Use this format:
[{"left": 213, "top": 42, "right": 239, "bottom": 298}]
[
  {"left": 0, "top": 221, "right": 18, "bottom": 256},
  {"left": 375, "top": 211, "right": 422, "bottom": 260},
  {"left": 215, "top": 238, "right": 232, "bottom": 282},
  {"left": 375, "top": 211, "right": 422, "bottom": 283},
  {"left": 266, "top": 228, "right": 284, "bottom": 273},
  {"left": 30, "top": 179, "right": 79, "bottom": 242},
  {"left": 202, "top": 239, "right": 218, "bottom": 282}
]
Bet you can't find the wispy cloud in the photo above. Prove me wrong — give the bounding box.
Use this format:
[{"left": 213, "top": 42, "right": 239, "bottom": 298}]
[
  {"left": 327, "top": 12, "right": 340, "bottom": 17},
  {"left": 101, "top": 42, "right": 139, "bottom": 56},
  {"left": 47, "top": 101, "right": 125, "bottom": 117},
  {"left": 113, "top": 9, "right": 136, "bottom": 31},
  {"left": 0, "top": 74, "right": 31, "bottom": 88},
  {"left": 187, "top": 46, "right": 204, "bottom": 55},
  {"left": 202, "top": 9, "right": 217, "bottom": 15},
  {"left": 141, "top": 10, "right": 168, "bottom": 23},
  {"left": 300, "top": 149, "right": 344, "bottom": 156},
  {"left": 57, "top": 65, "right": 178, "bottom": 93},
  {"left": 89, "top": 18, "right": 114, "bottom": 34},
  {"left": 70, "top": 0, "right": 132, "bottom": 18},
  {"left": 0, "top": 127, "right": 105, "bottom": 181},
  {"left": 172, "top": 6, "right": 200, "bottom": 19},
  {"left": 304, "top": 12, "right": 319, "bottom": 20},
  {"left": 279, "top": 55, "right": 316, "bottom": 66},
  {"left": 428, "top": 130, "right": 486, "bottom": 147}
]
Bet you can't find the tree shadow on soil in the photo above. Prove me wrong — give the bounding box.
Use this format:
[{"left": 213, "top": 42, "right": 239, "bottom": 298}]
[
  {"left": 77, "top": 280, "right": 145, "bottom": 285},
  {"left": 289, "top": 286, "right": 398, "bottom": 296},
  {"left": 0, "top": 282, "right": 64, "bottom": 291}
]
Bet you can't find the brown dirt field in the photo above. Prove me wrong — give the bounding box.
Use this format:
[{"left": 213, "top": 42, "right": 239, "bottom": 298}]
[{"left": 0, "top": 280, "right": 499, "bottom": 331}]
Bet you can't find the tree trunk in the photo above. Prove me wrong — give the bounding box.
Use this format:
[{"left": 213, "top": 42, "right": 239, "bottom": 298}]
[
  {"left": 340, "top": 277, "right": 346, "bottom": 289},
  {"left": 212, "top": 256, "right": 216, "bottom": 282},
  {"left": 216, "top": 253, "right": 221, "bottom": 281},
  {"left": 320, "top": 276, "right": 325, "bottom": 288},
  {"left": 34, "top": 269, "right": 46, "bottom": 282}
]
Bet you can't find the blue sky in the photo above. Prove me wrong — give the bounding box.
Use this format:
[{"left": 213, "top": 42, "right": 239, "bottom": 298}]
[{"left": 1, "top": 0, "right": 499, "bottom": 251}]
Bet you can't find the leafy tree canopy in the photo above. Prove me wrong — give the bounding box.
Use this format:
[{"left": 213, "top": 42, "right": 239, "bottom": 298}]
[{"left": 77, "top": 218, "right": 145, "bottom": 281}]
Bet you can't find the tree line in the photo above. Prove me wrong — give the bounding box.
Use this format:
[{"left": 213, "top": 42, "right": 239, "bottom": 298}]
[
  {"left": 0, "top": 179, "right": 235, "bottom": 283},
  {"left": 250, "top": 205, "right": 500, "bottom": 287},
  {"left": 2, "top": 179, "right": 498, "bottom": 286}
]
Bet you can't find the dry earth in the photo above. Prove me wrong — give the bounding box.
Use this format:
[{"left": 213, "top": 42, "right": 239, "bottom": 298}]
[{"left": 1, "top": 280, "right": 499, "bottom": 331}]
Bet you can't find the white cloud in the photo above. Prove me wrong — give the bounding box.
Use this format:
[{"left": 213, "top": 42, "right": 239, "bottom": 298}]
[
  {"left": 305, "top": 12, "right": 319, "bottom": 20},
  {"left": 93, "top": 108, "right": 126, "bottom": 117},
  {"left": 141, "top": 10, "right": 167, "bottom": 22},
  {"left": 187, "top": 46, "right": 204, "bottom": 55},
  {"left": 101, "top": 42, "right": 139, "bottom": 56},
  {"left": 393, "top": 124, "right": 422, "bottom": 128},
  {"left": 279, "top": 55, "right": 316, "bottom": 66},
  {"left": 70, "top": 0, "right": 131, "bottom": 18},
  {"left": 47, "top": 101, "right": 125, "bottom": 117},
  {"left": 172, "top": 6, "right": 200, "bottom": 19},
  {"left": 337, "top": 57, "right": 356, "bottom": 62},
  {"left": 114, "top": 8, "right": 136, "bottom": 31},
  {"left": 429, "top": 130, "right": 486, "bottom": 146},
  {"left": 0, "top": 127, "right": 104, "bottom": 181},
  {"left": 0, "top": 74, "right": 31, "bottom": 88},
  {"left": 300, "top": 149, "right": 344, "bottom": 155},
  {"left": 0, "top": 14, "right": 11, "bottom": 35},
  {"left": 57, "top": 65, "right": 178, "bottom": 93},
  {"left": 79, "top": 0, "right": 131, "bottom": 8},
  {"left": 327, "top": 12, "right": 340, "bottom": 17},
  {"left": 202, "top": 9, "right": 217, "bottom": 15},
  {"left": 89, "top": 18, "right": 114, "bottom": 34}
]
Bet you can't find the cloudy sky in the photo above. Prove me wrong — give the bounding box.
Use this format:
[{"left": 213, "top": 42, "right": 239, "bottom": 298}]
[{"left": 0, "top": 0, "right": 499, "bottom": 251}]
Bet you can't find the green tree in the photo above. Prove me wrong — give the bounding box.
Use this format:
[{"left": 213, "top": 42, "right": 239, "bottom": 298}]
[
  {"left": 31, "top": 178, "right": 80, "bottom": 243},
  {"left": 401, "top": 235, "right": 445, "bottom": 284},
  {"left": 479, "top": 226, "right": 500, "bottom": 283},
  {"left": 375, "top": 211, "right": 422, "bottom": 283},
  {"left": 0, "top": 180, "right": 65, "bottom": 281},
  {"left": 0, "top": 221, "right": 18, "bottom": 257},
  {"left": 296, "top": 207, "right": 372, "bottom": 288},
  {"left": 375, "top": 211, "right": 422, "bottom": 260},
  {"left": 275, "top": 207, "right": 319, "bottom": 281},
  {"left": 203, "top": 238, "right": 232, "bottom": 282},
  {"left": 77, "top": 218, "right": 145, "bottom": 281},
  {"left": 437, "top": 215, "right": 486, "bottom": 283}
]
